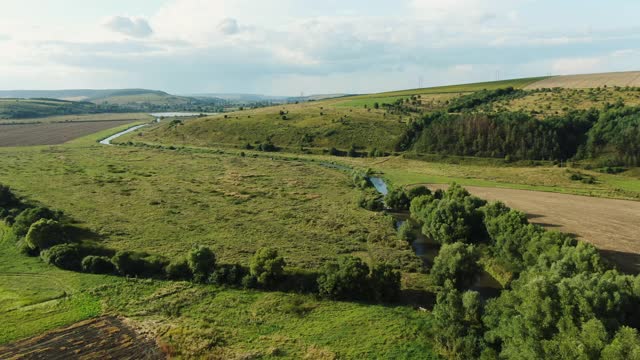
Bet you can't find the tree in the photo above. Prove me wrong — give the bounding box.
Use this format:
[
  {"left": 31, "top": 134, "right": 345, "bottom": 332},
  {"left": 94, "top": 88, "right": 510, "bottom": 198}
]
[
  {"left": 25, "top": 219, "right": 66, "bottom": 251},
  {"left": 13, "top": 207, "right": 60, "bottom": 237},
  {"left": 432, "top": 282, "right": 484, "bottom": 358},
  {"left": 424, "top": 199, "right": 474, "bottom": 244},
  {"left": 82, "top": 255, "right": 115, "bottom": 274},
  {"left": 112, "top": 251, "right": 147, "bottom": 277},
  {"left": 384, "top": 188, "right": 410, "bottom": 211},
  {"left": 166, "top": 259, "right": 192, "bottom": 280},
  {"left": 407, "top": 185, "right": 431, "bottom": 200},
  {"left": 369, "top": 263, "right": 401, "bottom": 302},
  {"left": 601, "top": 326, "right": 640, "bottom": 359},
  {"left": 250, "top": 247, "right": 286, "bottom": 288},
  {"left": 40, "top": 243, "right": 82, "bottom": 271},
  {"left": 318, "top": 256, "right": 370, "bottom": 300},
  {"left": 430, "top": 242, "right": 481, "bottom": 289},
  {"left": 188, "top": 246, "right": 216, "bottom": 283}
]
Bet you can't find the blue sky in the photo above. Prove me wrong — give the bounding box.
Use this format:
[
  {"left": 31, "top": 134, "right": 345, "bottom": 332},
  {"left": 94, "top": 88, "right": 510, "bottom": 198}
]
[{"left": 1, "top": 0, "right": 639, "bottom": 95}]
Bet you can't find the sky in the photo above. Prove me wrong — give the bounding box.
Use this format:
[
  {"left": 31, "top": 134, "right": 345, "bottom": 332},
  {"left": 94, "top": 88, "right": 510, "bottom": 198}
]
[{"left": 1, "top": 0, "right": 640, "bottom": 95}]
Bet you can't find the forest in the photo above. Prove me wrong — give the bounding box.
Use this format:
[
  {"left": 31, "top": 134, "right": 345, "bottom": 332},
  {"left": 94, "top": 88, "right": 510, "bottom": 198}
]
[{"left": 396, "top": 97, "right": 640, "bottom": 166}]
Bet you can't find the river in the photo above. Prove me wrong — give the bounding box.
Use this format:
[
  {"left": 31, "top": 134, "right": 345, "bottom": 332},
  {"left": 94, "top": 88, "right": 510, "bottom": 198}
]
[
  {"left": 368, "top": 176, "right": 502, "bottom": 298},
  {"left": 100, "top": 112, "right": 206, "bottom": 145}
]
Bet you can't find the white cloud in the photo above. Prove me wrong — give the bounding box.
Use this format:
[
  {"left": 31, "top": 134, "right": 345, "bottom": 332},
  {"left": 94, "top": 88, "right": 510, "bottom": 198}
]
[
  {"left": 103, "top": 16, "right": 153, "bottom": 38},
  {"left": 551, "top": 57, "right": 602, "bottom": 75},
  {"left": 217, "top": 18, "right": 239, "bottom": 35}
]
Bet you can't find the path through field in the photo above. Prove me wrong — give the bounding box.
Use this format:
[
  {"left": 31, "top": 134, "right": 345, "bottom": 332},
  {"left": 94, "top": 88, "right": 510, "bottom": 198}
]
[{"left": 430, "top": 185, "right": 640, "bottom": 274}]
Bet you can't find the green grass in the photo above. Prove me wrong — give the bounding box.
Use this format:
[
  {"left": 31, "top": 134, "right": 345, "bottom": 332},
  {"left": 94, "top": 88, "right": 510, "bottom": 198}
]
[
  {"left": 0, "top": 98, "right": 100, "bottom": 120},
  {"left": 0, "top": 143, "right": 419, "bottom": 271}
]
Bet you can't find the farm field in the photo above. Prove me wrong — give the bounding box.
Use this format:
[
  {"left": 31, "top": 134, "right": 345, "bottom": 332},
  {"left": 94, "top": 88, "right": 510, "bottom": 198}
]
[
  {"left": 0, "top": 120, "right": 143, "bottom": 147},
  {"left": 525, "top": 71, "right": 640, "bottom": 89},
  {"left": 428, "top": 184, "right": 640, "bottom": 274},
  {"left": 0, "top": 112, "right": 152, "bottom": 125}
]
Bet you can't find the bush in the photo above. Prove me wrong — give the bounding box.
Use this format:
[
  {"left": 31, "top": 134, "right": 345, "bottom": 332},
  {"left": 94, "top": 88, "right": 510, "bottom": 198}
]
[
  {"left": 41, "top": 244, "right": 82, "bottom": 271},
  {"left": 13, "top": 207, "right": 60, "bottom": 237},
  {"left": 188, "top": 246, "right": 216, "bottom": 283},
  {"left": 25, "top": 219, "right": 67, "bottom": 251},
  {"left": 250, "top": 247, "right": 286, "bottom": 288},
  {"left": 358, "top": 193, "right": 383, "bottom": 211},
  {"left": 318, "top": 256, "right": 370, "bottom": 300},
  {"left": 0, "top": 184, "right": 18, "bottom": 208},
  {"left": 430, "top": 242, "right": 481, "bottom": 289},
  {"left": 209, "top": 263, "right": 247, "bottom": 286},
  {"left": 82, "top": 255, "right": 115, "bottom": 274},
  {"left": 423, "top": 199, "right": 474, "bottom": 244},
  {"left": 166, "top": 259, "right": 193, "bottom": 280},
  {"left": 111, "top": 251, "right": 166, "bottom": 277}
]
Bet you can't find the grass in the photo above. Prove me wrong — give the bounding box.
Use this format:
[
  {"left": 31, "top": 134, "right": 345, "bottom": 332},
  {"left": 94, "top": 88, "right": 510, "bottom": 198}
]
[
  {"left": 0, "top": 140, "right": 420, "bottom": 271},
  {"left": 0, "top": 112, "right": 152, "bottom": 125}
]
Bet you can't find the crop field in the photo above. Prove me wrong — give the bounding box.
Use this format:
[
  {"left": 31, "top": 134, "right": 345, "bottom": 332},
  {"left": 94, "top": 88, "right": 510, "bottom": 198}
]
[
  {"left": 0, "top": 112, "right": 152, "bottom": 125},
  {"left": 525, "top": 71, "right": 640, "bottom": 89},
  {"left": 0, "top": 317, "right": 163, "bottom": 359},
  {"left": 0, "top": 119, "right": 145, "bottom": 147}
]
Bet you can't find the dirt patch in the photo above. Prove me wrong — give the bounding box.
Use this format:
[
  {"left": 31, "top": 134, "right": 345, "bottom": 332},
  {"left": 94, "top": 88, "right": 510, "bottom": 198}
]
[
  {"left": 0, "top": 120, "right": 136, "bottom": 147},
  {"left": 430, "top": 185, "right": 640, "bottom": 274},
  {"left": 0, "top": 316, "right": 164, "bottom": 359},
  {"left": 525, "top": 71, "right": 640, "bottom": 89}
]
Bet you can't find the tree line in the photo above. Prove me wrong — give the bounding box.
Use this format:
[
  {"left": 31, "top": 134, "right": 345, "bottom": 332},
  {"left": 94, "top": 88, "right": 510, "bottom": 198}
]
[{"left": 396, "top": 94, "right": 640, "bottom": 166}]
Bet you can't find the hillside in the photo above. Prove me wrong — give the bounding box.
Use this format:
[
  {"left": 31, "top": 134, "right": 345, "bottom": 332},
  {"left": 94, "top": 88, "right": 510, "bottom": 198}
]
[
  {"left": 0, "top": 98, "right": 102, "bottom": 119},
  {"left": 127, "top": 73, "right": 640, "bottom": 162},
  {"left": 525, "top": 71, "right": 640, "bottom": 89}
]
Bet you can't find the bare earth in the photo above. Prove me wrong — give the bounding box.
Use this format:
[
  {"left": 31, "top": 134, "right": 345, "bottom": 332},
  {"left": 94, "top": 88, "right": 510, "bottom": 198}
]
[
  {"left": 525, "top": 71, "right": 640, "bottom": 89},
  {"left": 0, "top": 120, "right": 136, "bottom": 147},
  {"left": 0, "top": 317, "right": 164, "bottom": 360},
  {"left": 431, "top": 185, "right": 640, "bottom": 273}
]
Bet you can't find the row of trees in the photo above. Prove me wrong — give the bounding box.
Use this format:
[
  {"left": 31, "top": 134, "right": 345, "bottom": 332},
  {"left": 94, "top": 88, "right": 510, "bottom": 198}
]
[{"left": 407, "top": 183, "right": 640, "bottom": 358}]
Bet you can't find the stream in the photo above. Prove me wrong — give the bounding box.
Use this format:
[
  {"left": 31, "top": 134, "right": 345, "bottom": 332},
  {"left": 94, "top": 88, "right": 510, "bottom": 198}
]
[{"left": 368, "top": 177, "right": 502, "bottom": 298}]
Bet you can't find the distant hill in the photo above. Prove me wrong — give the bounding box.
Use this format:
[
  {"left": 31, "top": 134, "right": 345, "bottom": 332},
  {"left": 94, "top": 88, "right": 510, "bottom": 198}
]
[
  {"left": 524, "top": 71, "right": 640, "bottom": 89},
  {"left": 0, "top": 98, "right": 102, "bottom": 119},
  {"left": 191, "top": 93, "right": 350, "bottom": 104}
]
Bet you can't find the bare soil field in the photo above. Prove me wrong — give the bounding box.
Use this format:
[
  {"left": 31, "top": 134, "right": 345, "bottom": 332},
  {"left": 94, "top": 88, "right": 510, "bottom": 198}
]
[
  {"left": 0, "top": 316, "right": 163, "bottom": 360},
  {"left": 0, "top": 120, "right": 136, "bottom": 147},
  {"left": 525, "top": 71, "right": 640, "bottom": 89},
  {"left": 431, "top": 185, "right": 640, "bottom": 273}
]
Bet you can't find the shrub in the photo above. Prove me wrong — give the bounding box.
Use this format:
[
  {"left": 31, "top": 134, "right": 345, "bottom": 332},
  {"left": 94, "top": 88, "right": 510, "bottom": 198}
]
[
  {"left": 0, "top": 184, "right": 18, "bottom": 208},
  {"left": 14, "top": 207, "right": 60, "bottom": 237},
  {"left": 82, "top": 255, "right": 115, "bottom": 274},
  {"left": 358, "top": 193, "right": 383, "bottom": 211},
  {"left": 209, "top": 263, "right": 246, "bottom": 286},
  {"left": 423, "top": 199, "right": 474, "bottom": 244},
  {"left": 430, "top": 242, "right": 481, "bottom": 289},
  {"left": 250, "top": 247, "right": 286, "bottom": 288},
  {"left": 41, "top": 244, "right": 82, "bottom": 271},
  {"left": 25, "top": 219, "right": 67, "bottom": 251},
  {"left": 318, "top": 256, "right": 370, "bottom": 300},
  {"left": 188, "top": 246, "right": 216, "bottom": 283},
  {"left": 112, "top": 251, "right": 147, "bottom": 277},
  {"left": 166, "top": 259, "right": 193, "bottom": 280}
]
